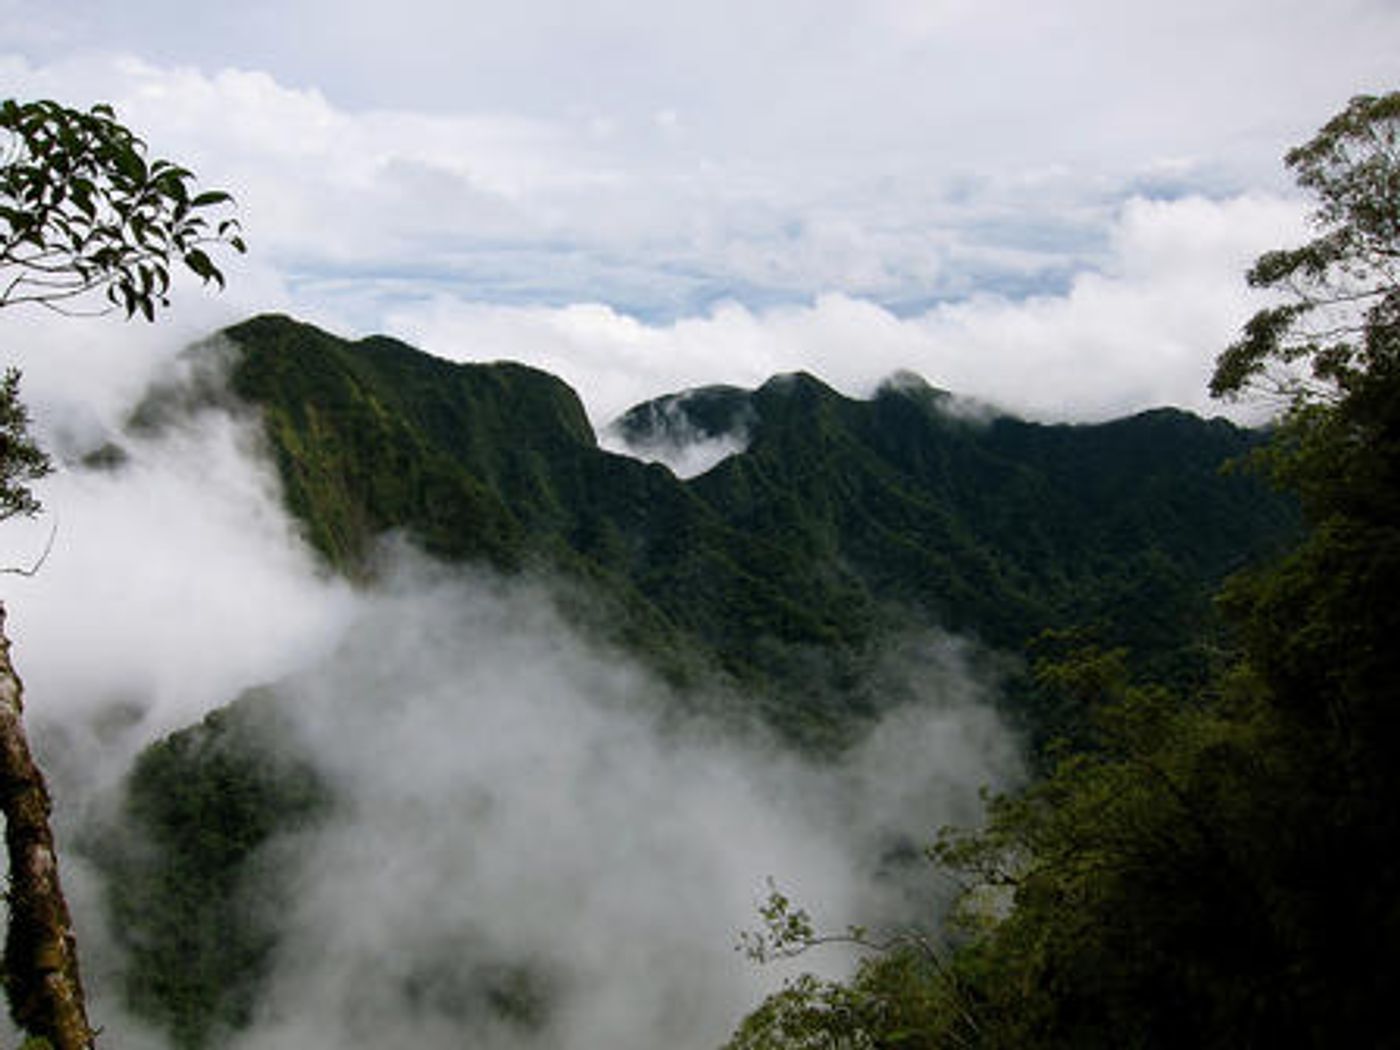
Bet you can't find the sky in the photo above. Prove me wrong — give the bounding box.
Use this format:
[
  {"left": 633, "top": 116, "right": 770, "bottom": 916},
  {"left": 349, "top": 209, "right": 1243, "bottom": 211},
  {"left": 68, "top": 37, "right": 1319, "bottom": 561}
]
[
  {"left": 3, "top": 0, "right": 1399, "bottom": 421},
  {"left": 3, "top": 7, "right": 1395, "bottom": 1044}
]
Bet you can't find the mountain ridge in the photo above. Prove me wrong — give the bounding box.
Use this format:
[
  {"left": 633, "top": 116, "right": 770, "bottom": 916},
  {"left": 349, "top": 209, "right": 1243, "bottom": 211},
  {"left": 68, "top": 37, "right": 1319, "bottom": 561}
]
[{"left": 206, "top": 313, "right": 1296, "bottom": 730}]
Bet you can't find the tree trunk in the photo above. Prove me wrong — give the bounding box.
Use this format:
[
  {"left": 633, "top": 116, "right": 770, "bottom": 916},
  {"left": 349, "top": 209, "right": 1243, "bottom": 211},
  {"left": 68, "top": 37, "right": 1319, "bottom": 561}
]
[{"left": 0, "top": 602, "right": 94, "bottom": 1049}]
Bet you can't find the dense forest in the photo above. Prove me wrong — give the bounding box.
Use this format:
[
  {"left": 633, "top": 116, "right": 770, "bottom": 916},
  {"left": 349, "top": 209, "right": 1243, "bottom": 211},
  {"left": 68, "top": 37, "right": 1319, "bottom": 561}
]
[{"left": 184, "top": 312, "right": 1294, "bottom": 739}]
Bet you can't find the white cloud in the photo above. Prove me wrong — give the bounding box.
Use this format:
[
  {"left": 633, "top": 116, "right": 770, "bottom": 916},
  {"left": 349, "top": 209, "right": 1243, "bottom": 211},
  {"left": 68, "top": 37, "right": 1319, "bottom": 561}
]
[
  {"left": 1, "top": 346, "right": 357, "bottom": 798},
  {"left": 6, "top": 0, "right": 1389, "bottom": 327},
  {"left": 218, "top": 554, "right": 1019, "bottom": 1050},
  {"left": 599, "top": 387, "right": 755, "bottom": 478},
  {"left": 386, "top": 193, "right": 1305, "bottom": 423}
]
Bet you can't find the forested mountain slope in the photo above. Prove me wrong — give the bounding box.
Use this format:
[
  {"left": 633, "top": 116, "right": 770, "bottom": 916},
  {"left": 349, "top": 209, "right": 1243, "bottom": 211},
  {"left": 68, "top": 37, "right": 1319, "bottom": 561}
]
[
  {"left": 216, "top": 313, "right": 1295, "bottom": 734},
  {"left": 92, "top": 313, "right": 1299, "bottom": 1047}
]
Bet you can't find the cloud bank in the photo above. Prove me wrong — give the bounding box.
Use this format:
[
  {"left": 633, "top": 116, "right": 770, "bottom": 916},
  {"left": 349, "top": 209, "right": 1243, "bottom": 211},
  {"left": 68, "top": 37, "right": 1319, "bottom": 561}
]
[
  {"left": 0, "top": 14, "right": 1356, "bottom": 423},
  {"left": 391, "top": 193, "right": 1305, "bottom": 424},
  {"left": 4, "top": 0, "right": 1378, "bottom": 329},
  {"left": 1, "top": 326, "right": 1022, "bottom": 1049},
  {"left": 225, "top": 557, "right": 1019, "bottom": 1050}
]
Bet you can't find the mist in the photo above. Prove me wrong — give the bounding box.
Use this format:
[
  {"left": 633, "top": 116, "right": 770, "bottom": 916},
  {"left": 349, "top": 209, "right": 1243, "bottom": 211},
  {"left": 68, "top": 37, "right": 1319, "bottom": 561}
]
[
  {"left": 1, "top": 332, "right": 1023, "bottom": 1049},
  {"left": 599, "top": 388, "right": 755, "bottom": 479}
]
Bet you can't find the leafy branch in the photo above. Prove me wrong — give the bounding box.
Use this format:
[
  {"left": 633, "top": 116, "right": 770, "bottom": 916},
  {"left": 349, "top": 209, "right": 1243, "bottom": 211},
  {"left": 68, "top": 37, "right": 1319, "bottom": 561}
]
[
  {"left": 1211, "top": 92, "right": 1400, "bottom": 407},
  {"left": 0, "top": 99, "right": 245, "bottom": 321}
]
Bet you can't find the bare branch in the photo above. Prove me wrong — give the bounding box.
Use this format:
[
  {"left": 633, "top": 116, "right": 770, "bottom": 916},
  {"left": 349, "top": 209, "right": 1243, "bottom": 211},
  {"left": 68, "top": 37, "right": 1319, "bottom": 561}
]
[{"left": 1, "top": 517, "right": 58, "bottom": 577}]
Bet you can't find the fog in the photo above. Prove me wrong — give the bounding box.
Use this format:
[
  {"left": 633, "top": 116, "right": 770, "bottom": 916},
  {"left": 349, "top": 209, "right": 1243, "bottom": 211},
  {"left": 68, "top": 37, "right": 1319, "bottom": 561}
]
[
  {"left": 599, "top": 388, "right": 756, "bottom": 479},
  {"left": 1, "top": 333, "right": 1022, "bottom": 1049}
]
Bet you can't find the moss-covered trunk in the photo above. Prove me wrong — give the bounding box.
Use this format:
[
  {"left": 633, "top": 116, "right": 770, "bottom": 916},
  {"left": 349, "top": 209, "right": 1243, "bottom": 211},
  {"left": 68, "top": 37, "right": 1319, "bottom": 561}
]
[{"left": 0, "top": 603, "right": 94, "bottom": 1049}]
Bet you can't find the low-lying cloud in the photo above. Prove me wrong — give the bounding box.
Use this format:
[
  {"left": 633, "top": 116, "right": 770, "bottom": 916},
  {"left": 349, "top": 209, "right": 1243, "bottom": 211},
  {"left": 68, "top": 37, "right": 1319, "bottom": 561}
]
[
  {"left": 2, "top": 335, "right": 356, "bottom": 799},
  {"left": 599, "top": 388, "right": 755, "bottom": 478},
  {"left": 1, "top": 332, "right": 1022, "bottom": 1049},
  {"left": 227, "top": 554, "right": 1020, "bottom": 1050}
]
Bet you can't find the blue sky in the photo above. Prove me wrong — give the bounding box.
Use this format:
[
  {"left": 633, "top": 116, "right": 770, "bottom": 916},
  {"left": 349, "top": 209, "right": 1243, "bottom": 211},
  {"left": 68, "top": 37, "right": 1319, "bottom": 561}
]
[{"left": 3, "top": 0, "right": 1399, "bottom": 421}]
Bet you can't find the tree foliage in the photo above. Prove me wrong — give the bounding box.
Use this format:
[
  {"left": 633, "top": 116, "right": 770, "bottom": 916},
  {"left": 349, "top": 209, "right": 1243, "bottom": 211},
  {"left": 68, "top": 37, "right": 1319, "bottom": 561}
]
[
  {"left": 93, "top": 693, "right": 331, "bottom": 1049},
  {"left": 0, "top": 97, "right": 246, "bottom": 524},
  {"left": 1, "top": 98, "right": 245, "bottom": 321},
  {"left": 727, "top": 880, "right": 982, "bottom": 1050},
  {"left": 0, "top": 369, "right": 50, "bottom": 524},
  {"left": 1211, "top": 91, "right": 1400, "bottom": 405}
]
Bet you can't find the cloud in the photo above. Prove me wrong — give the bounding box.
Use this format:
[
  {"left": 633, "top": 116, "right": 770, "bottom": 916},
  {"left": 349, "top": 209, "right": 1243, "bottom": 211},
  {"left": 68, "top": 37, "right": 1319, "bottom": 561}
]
[
  {"left": 4, "top": 0, "right": 1384, "bottom": 325},
  {"left": 12, "top": 0, "right": 1395, "bottom": 174},
  {"left": 0, "top": 338, "right": 356, "bottom": 1045},
  {"left": 599, "top": 388, "right": 756, "bottom": 479},
  {"left": 1, "top": 345, "right": 357, "bottom": 801},
  {"left": 217, "top": 551, "right": 1020, "bottom": 1050},
  {"left": 388, "top": 192, "right": 1306, "bottom": 423}
]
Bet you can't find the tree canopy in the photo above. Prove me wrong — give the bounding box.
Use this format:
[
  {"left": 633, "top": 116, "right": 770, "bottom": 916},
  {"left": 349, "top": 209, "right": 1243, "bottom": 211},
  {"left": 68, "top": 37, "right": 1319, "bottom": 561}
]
[
  {"left": 0, "top": 97, "right": 247, "bottom": 526},
  {"left": 1211, "top": 91, "right": 1400, "bottom": 406}
]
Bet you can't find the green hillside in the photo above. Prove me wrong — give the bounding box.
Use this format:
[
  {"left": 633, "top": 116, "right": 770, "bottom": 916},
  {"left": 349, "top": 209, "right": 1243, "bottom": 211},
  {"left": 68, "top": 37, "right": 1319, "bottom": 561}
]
[
  {"left": 217, "top": 314, "right": 1294, "bottom": 735},
  {"left": 96, "top": 314, "right": 1299, "bottom": 1046}
]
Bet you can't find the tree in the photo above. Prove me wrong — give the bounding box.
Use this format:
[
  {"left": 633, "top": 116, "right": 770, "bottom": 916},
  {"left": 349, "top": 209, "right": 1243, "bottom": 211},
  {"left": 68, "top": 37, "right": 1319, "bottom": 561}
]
[
  {"left": 1210, "top": 92, "right": 1400, "bottom": 751},
  {"left": 1, "top": 97, "right": 244, "bottom": 1050},
  {"left": 726, "top": 880, "right": 983, "bottom": 1050},
  {"left": 1211, "top": 92, "right": 1400, "bottom": 408},
  {"left": 0, "top": 370, "right": 50, "bottom": 527}
]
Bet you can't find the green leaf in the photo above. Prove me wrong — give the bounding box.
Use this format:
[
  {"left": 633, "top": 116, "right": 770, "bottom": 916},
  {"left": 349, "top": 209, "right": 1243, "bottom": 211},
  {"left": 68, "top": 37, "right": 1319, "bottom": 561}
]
[
  {"left": 183, "top": 247, "right": 225, "bottom": 289},
  {"left": 113, "top": 143, "right": 148, "bottom": 185},
  {"left": 191, "top": 190, "right": 232, "bottom": 208}
]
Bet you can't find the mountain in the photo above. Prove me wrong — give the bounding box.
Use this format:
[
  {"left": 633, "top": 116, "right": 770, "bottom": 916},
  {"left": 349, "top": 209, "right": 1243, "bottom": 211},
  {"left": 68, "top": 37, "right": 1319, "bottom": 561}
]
[
  {"left": 206, "top": 314, "right": 1294, "bottom": 735},
  {"left": 93, "top": 314, "right": 1299, "bottom": 1046}
]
